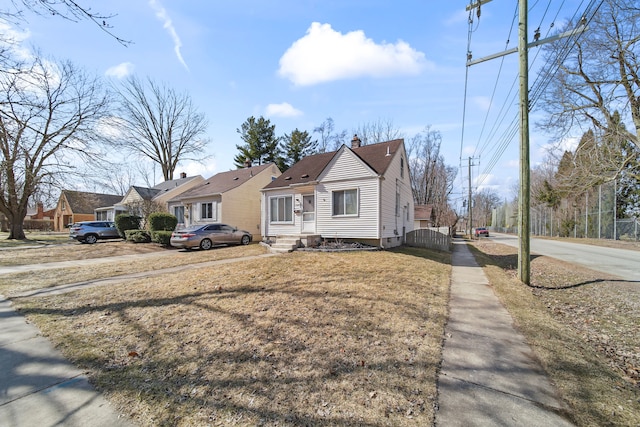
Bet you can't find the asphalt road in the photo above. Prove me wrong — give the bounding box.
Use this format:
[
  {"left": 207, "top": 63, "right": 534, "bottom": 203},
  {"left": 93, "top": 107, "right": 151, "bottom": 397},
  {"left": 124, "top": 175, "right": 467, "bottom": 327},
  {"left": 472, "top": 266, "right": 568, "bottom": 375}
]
[{"left": 488, "top": 233, "right": 640, "bottom": 282}]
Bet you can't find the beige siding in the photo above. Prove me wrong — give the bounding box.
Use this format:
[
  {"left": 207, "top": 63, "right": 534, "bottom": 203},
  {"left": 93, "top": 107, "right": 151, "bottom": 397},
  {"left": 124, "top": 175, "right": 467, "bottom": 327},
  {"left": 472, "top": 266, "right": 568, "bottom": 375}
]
[
  {"left": 154, "top": 176, "right": 205, "bottom": 208},
  {"left": 222, "top": 167, "right": 276, "bottom": 238}
]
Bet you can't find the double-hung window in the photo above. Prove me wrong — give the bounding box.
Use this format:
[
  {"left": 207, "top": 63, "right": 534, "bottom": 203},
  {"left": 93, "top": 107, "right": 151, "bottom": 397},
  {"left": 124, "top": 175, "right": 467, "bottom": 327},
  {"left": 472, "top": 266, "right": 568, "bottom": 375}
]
[
  {"left": 270, "top": 195, "right": 293, "bottom": 223},
  {"left": 332, "top": 189, "right": 358, "bottom": 216},
  {"left": 201, "top": 202, "right": 214, "bottom": 220}
]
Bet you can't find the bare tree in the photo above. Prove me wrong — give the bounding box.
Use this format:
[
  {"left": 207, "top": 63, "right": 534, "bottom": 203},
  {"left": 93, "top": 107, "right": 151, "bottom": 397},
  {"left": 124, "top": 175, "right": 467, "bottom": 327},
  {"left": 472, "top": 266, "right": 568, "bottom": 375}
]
[
  {"left": 472, "top": 188, "right": 501, "bottom": 227},
  {"left": 352, "top": 118, "right": 403, "bottom": 145},
  {"left": 313, "top": 117, "right": 347, "bottom": 153},
  {"left": 538, "top": 0, "right": 640, "bottom": 156},
  {"left": 407, "top": 126, "right": 457, "bottom": 226},
  {"left": 0, "top": 54, "right": 111, "bottom": 239},
  {"left": 2, "top": 0, "right": 130, "bottom": 46},
  {"left": 111, "top": 76, "right": 210, "bottom": 182}
]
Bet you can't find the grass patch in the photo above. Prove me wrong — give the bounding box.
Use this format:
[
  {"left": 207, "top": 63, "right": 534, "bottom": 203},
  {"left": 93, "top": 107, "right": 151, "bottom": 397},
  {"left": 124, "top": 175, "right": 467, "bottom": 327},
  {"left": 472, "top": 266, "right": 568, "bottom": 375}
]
[
  {"left": 469, "top": 241, "right": 640, "bottom": 426},
  {"left": 13, "top": 247, "right": 451, "bottom": 427},
  {"left": 0, "top": 244, "right": 268, "bottom": 297},
  {"left": 0, "top": 231, "right": 71, "bottom": 247}
]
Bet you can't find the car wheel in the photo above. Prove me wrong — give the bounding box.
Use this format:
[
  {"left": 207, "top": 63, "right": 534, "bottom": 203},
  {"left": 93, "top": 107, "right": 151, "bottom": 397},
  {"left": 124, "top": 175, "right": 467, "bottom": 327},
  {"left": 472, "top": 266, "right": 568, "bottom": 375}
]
[
  {"left": 84, "top": 234, "right": 98, "bottom": 244},
  {"left": 200, "top": 238, "right": 213, "bottom": 250},
  {"left": 240, "top": 235, "right": 250, "bottom": 246}
]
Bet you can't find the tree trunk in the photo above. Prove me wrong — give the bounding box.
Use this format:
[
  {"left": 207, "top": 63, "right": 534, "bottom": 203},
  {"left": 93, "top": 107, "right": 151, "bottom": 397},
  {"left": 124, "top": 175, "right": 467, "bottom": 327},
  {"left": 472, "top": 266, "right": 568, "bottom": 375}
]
[{"left": 7, "top": 218, "right": 26, "bottom": 240}]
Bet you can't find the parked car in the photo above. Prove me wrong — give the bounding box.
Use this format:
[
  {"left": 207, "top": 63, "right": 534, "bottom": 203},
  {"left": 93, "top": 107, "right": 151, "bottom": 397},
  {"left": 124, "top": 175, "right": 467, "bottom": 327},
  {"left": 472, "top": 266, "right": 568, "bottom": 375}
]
[
  {"left": 475, "top": 227, "right": 489, "bottom": 237},
  {"left": 69, "top": 221, "right": 121, "bottom": 244},
  {"left": 170, "top": 223, "right": 252, "bottom": 250}
]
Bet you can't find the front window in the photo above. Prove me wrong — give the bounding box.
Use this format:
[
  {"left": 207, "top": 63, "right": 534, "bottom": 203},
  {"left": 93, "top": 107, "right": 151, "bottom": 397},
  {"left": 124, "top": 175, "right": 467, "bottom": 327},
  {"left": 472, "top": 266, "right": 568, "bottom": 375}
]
[
  {"left": 270, "top": 195, "right": 293, "bottom": 223},
  {"left": 332, "top": 189, "right": 358, "bottom": 216},
  {"left": 201, "top": 202, "right": 215, "bottom": 220},
  {"left": 174, "top": 206, "right": 185, "bottom": 223}
]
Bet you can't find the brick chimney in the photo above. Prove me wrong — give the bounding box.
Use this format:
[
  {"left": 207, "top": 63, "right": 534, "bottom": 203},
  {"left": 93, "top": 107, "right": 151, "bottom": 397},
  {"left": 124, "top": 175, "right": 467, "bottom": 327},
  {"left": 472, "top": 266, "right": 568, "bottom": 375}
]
[{"left": 351, "top": 134, "right": 361, "bottom": 149}]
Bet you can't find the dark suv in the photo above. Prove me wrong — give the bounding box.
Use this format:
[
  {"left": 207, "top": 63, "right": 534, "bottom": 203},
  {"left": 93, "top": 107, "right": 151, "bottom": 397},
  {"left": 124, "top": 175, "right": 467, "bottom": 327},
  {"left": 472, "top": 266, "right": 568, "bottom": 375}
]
[{"left": 69, "top": 221, "right": 121, "bottom": 244}]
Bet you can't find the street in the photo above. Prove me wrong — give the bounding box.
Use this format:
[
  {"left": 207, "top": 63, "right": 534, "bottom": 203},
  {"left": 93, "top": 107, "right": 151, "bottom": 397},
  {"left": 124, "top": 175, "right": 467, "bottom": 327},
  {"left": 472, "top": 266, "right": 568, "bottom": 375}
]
[{"left": 488, "top": 233, "right": 640, "bottom": 282}]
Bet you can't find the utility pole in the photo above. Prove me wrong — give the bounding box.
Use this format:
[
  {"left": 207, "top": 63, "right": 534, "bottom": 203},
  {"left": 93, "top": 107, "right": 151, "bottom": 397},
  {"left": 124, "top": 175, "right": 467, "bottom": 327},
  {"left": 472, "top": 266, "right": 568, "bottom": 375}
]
[
  {"left": 468, "top": 157, "right": 473, "bottom": 239},
  {"left": 517, "top": 0, "right": 530, "bottom": 284},
  {"left": 466, "top": 0, "right": 586, "bottom": 285}
]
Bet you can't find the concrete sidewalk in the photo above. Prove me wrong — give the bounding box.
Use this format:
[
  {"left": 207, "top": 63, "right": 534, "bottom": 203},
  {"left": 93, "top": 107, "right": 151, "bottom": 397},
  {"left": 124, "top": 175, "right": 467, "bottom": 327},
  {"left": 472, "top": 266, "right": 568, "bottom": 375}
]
[
  {"left": 0, "top": 297, "right": 133, "bottom": 427},
  {"left": 435, "top": 240, "right": 574, "bottom": 426}
]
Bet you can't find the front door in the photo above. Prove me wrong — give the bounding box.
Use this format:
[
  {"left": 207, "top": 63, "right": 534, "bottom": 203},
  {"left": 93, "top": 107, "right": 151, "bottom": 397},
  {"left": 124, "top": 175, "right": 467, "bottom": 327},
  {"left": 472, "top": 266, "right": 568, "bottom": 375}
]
[{"left": 302, "top": 194, "right": 315, "bottom": 233}]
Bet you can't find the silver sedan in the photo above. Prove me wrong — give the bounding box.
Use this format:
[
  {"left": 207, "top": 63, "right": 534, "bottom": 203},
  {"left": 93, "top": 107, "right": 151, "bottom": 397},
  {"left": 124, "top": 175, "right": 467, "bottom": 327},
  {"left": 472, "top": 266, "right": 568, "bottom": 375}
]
[{"left": 170, "top": 223, "right": 252, "bottom": 250}]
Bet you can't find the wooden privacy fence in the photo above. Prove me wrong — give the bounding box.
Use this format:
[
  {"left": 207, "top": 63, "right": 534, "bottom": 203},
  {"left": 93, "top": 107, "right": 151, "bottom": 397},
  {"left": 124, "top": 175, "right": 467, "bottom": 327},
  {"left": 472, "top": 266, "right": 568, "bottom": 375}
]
[{"left": 405, "top": 228, "right": 452, "bottom": 252}]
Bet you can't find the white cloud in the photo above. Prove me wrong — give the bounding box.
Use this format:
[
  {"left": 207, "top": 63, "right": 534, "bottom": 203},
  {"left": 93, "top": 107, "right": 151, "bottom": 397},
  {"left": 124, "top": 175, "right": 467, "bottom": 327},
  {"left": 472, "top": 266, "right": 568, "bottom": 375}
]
[
  {"left": 0, "top": 22, "right": 32, "bottom": 60},
  {"left": 472, "top": 96, "right": 492, "bottom": 112},
  {"left": 105, "top": 62, "right": 135, "bottom": 79},
  {"left": 265, "top": 102, "right": 303, "bottom": 118},
  {"left": 180, "top": 160, "right": 218, "bottom": 179},
  {"left": 148, "top": 0, "right": 189, "bottom": 70},
  {"left": 278, "top": 22, "right": 430, "bottom": 86}
]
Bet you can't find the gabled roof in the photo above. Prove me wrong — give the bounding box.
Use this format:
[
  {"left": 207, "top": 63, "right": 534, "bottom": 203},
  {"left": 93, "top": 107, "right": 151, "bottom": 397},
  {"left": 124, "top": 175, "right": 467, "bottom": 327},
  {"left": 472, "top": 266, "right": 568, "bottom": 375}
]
[
  {"left": 152, "top": 175, "right": 200, "bottom": 192},
  {"left": 264, "top": 139, "right": 404, "bottom": 190},
  {"left": 131, "top": 186, "right": 161, "bottom": 201},
  {"left": 172, "top": 164, "right": 275, "bottom": 201},
  {"left": 63, "top": 190, "right": 123, "bottom": 214},
  {"left": 414, "top": 204, "right": 434, "bottom": 220}
]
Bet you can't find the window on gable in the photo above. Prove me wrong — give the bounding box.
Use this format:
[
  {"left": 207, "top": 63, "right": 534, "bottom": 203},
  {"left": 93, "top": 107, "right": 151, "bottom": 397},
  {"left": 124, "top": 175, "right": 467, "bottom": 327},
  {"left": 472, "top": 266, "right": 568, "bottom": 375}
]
[
  {"left": 332, "top": 189, "right": 358, "bottom": 216},
  {"left": 400, "top": 156, "right": 404, "bottom": 178},
  {"left": 269, "top": 195, "right": 293, "bottom": 223}
]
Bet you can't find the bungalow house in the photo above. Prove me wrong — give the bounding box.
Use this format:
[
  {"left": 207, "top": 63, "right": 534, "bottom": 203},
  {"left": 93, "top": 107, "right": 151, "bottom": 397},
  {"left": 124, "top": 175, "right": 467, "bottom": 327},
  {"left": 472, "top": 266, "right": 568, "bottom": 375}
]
[
  {"left": 95, "top": 173, "right": 204, "bottom": 221},
  {"left": 53, "top": 190, "right": 123, "bottom": 231},
  {"left": 261, "top": 136, "right": 414, "bottom": 249},
  {"left": 167, "top": 163, "right": 281, "bottom": 239}
]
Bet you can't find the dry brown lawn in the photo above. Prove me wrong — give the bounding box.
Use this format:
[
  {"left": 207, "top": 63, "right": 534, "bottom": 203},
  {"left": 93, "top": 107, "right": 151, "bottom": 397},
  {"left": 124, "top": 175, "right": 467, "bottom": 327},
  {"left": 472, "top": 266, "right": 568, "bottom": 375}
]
[
  {"left": 0, "top": 240, "right": 166, "bottom": 266},
  {"left": 0, "top": 244, "right": 267, "bottom": 297},
  {"left": 12, "top": 247, "right": 451, "bottom": 427},
  {"left": 469, "top": 240, "right": 640, "bottom": 427}
]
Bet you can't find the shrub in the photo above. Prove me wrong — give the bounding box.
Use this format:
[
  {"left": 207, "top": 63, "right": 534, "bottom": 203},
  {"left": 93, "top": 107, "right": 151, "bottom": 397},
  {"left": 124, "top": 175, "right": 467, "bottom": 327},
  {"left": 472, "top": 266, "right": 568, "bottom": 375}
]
[
  {"left": 115, "top": 214, "right": 141, "bottom": 237},
  {"left": 125, "top": 229, "right": 151, "bottom": 243},
  {"left": 148, "top": 212, "right": 178, "bottom": 232},
  {"left": 152, "top": 230, "right": 173, "bottom": 247}
]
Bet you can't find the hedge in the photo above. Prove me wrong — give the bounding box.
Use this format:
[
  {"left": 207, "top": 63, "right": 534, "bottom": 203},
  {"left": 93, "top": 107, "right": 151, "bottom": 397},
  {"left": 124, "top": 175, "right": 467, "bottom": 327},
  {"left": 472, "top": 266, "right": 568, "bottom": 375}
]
[
  {"left": 148, "top": 212, "right": 178, "bottom": 232},
  {"left": 125, "top": 229, "right": 151, "bottom": 243},
  {"left": 115, "top": 214, "right": 141, "bottom": 237},
  {"left": 152, "top": 230, "right": 173, "bottom": 247}
]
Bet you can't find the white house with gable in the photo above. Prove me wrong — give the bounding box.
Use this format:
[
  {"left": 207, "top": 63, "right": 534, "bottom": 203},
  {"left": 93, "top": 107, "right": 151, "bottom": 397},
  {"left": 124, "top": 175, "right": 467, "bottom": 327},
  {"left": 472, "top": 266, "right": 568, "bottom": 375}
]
[{"left": 261, "top": 136, "right": 414, "bottom": 249}]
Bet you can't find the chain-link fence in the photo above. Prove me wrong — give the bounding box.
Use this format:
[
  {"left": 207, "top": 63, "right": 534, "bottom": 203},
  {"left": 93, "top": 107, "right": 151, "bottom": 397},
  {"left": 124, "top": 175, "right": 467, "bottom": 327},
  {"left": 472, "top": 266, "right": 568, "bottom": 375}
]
[{"left": 491, "top": 180, "right": 639, "bottom": 241}]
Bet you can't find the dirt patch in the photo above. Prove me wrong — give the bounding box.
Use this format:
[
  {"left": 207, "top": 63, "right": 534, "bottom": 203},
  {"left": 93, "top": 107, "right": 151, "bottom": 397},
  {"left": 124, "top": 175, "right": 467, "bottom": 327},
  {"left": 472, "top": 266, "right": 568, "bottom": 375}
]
[
  {"left": 13, "top": 247, "right": 451, "bottom": 427},
  {"left": 470, "top": 240, "right": 640, "bottom": 426}
]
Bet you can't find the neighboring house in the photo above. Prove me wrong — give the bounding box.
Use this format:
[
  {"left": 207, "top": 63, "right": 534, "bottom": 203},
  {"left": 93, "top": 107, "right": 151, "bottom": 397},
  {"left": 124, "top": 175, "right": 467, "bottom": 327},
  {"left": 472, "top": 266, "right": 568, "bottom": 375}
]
[
  {"left": 53, "top": 190, "right": 123, "bottom": 231},
  {"left": 26, "top": 202, "right": 56, "bottom": 220},
  {"left": 96, "top": 173, "right": 204, "bottom": 221},
  {"left": 414, "top": 204, "right": 435, "bottom": 229},
  {"left": 261, "top": 136, "right": 414, "bottom": 249},
  {"left": 168, "top": 163, "right": 281, "bottom": 239}
]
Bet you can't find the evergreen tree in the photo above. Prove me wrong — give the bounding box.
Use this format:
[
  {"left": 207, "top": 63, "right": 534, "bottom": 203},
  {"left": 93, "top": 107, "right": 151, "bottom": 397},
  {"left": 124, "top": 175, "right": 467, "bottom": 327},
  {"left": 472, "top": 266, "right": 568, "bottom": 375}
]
[
  {"left": 234, "top": 116, "right": 281, "bottom": 167},
  {"left": 280, "top": 129, "right": 317, "bottom": 171}
]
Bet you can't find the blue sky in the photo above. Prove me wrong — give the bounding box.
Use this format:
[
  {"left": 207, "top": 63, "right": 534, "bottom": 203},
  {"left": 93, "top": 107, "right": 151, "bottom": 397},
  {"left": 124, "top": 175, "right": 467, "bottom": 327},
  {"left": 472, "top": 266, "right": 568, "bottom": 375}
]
[{"left": 4, "top": 0, "right": 590, "bottom": 206}]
